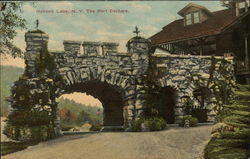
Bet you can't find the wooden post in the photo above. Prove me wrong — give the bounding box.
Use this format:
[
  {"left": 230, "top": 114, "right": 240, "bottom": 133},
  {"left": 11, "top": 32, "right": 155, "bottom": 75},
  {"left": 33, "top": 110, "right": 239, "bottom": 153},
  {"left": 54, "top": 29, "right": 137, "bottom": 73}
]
[
  {"left": 245, "top": 0, "right": 248, "bottom": 12},
  {"left": 236, "top": 2, "right": 239, "bottom": 16}
]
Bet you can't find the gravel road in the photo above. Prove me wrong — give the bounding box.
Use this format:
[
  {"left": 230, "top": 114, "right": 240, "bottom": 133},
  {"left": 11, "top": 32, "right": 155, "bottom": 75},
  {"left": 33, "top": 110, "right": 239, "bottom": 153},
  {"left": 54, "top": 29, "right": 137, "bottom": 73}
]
[{"left": 2, "top": 126, "right": 212, "bottom": 159}]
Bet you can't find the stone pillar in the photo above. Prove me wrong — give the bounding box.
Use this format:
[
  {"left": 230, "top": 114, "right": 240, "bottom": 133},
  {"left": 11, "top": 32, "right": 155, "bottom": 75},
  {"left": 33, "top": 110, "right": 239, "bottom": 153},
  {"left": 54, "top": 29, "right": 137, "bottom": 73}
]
[
  {"left": 25, "top": 31, "right": 49, "bottom": 78},
  {"left": 102, "top": 42, "right": 119, "bottom": 55},
  {"left": 126, "top": 37, "right": 151, "bottom": 53},
  {"left": 51, "top": 99, "right": 63, "bottom": 136},
  {"left": 63, "top": 41, "right": 81, "bottom": 56},
  {"left": 123, "top": 99, "right": 136, "bottom": 130},
  {"left": 127, "top": 37, "right": 151, "bottom": 77},
  {"left": 82, "top": 41, "right": 102, "bottom": 56},
  {"left": 174, "top": 95, "right": 185, "bottom": 124}
]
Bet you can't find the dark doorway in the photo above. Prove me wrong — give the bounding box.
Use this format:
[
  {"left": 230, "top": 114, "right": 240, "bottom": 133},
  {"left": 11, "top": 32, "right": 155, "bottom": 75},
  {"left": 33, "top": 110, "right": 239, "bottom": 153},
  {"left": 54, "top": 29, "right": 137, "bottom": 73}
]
[
  {"left": 156, "top": 86, "right": 176, "bottom": 124},
  {"left": 192, "top": 87, "right": 210, "bottom": 122}
]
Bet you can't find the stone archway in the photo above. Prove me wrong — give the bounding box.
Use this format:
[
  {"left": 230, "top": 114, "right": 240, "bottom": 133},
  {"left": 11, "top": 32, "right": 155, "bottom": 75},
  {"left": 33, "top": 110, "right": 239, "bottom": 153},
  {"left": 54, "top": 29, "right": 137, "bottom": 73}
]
[
  {"left": 58, "top": 81, "right": 125, "bottom": 127},
  {"left": 156, "top": 86, "right": 176, "bottom": 124}
]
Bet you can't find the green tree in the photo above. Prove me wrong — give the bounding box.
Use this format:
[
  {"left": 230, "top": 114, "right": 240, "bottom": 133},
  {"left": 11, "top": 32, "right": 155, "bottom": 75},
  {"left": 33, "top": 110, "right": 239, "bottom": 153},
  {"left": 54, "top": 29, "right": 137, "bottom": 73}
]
[
  {"left": 59, "top": 108, "right": 76, "bottom": 123},
  {"left": 0, "top": 2, "right": 27, "bottom": 58},
  {"left": 77, "top": 110, "right": 91, "bottom": 125}
]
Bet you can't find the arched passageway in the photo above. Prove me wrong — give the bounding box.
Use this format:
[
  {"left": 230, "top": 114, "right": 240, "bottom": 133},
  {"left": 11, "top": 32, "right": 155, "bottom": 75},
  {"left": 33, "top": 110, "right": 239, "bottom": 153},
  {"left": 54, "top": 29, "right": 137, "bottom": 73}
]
[
  {"left": 156, "top": 86, "right": 176, "bottom": 124},
  {"left": 192, "top": 87, "right": 210, "bottom": 122},
  {"left": 59, "top": 81, "right": 125, "bottom": 127}
]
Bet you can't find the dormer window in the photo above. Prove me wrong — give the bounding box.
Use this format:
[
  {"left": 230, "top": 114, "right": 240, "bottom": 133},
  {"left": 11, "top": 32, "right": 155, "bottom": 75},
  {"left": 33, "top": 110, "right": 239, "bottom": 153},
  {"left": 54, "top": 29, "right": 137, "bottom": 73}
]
[
  {"left": 239, "top": 0, "right": 250, "bottom": 8},
  {"left": 237, "top": 0, "right": 250, "bottom": 15},
  {"left": 185, "top": 12, "right": 200, "bottom": 26},
  {"left": 185, "top": 14, "right": 192, "bottom": 25}
]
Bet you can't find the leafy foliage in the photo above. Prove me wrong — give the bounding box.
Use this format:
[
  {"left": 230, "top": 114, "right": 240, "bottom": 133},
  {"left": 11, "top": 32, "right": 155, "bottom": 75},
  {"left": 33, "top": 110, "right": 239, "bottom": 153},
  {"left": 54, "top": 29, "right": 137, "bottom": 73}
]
[
  {"left": 131, "top": 117, "right": 167, "bottom": 131},
  {"left": 145, "top": 117, "right": 167, "bottom": 131},
  {"left": 140, "top": 56, "right": 164, "bottom": 118},
  {"left": 89, "top": 123, "right": 102, "bottom": 131},
  {"left": 59, "top": 108, "right": 77, "bottom": 124},
  {"left": 57, "top": 98, "right": 103, "bottom": 127},
  {"left": 0, "top": 2, "right": 27, "bottom": 58},
  {"left": 131, "top": 118, "right": 145, "bottom": 131},
  {"left": 3, "top": 42, "right": 59, "bottom": 141},
  {"left": 204, "top": 84, "right": 250, "bottom": 159},
  {"left": 1, "top": 141, "right": 36, "bottom": 156},
  {"left": 0, "top": 66, "right": 24, "bottom": 116},
  {"left": 179, "top": 116, "right": 198, "bottom": 127}
]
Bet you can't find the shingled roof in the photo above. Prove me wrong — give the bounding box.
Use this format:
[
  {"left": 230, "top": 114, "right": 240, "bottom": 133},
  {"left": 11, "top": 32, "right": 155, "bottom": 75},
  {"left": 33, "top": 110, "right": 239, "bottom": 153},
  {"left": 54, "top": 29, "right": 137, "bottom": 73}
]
[{"left": 150, "top": 8, "right": 249, "bottom": 45}]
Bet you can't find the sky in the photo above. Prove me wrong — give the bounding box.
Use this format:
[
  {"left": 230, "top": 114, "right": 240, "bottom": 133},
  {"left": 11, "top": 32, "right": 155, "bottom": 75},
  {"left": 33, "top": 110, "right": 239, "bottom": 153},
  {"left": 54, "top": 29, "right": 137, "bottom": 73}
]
[{"left": 0, "top": 1, "right": 226, "bottom": 106}]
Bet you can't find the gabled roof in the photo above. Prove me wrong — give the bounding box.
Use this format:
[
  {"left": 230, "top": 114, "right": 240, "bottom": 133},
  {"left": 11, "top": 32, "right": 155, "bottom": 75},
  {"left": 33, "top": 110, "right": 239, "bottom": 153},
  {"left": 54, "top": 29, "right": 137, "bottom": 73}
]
[
  {"left": 150, "top": 8, "right": 249, "bottom": 45},
  {"left": 177, "top": 3, "right": 213, "bottom": 17}
]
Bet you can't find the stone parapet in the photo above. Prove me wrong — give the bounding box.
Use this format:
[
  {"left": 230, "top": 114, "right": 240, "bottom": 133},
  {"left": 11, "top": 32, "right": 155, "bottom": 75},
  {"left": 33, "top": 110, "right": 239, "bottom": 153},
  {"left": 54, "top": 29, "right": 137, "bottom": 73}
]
[{"left": 63, "top": 40, "right": 81, "bottom": 55}]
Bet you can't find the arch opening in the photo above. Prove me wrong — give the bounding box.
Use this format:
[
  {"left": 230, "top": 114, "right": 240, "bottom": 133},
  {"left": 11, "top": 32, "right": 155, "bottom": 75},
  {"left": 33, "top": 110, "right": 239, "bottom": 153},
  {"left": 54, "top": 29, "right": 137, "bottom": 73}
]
[
  {"left": 191, "top": 87, "right": 211, "bottom": 122},
  {"left": 58, "top": 81, "right": 125, "bottom": 128},
  {"left": 58, "top": 92, "right": 103, "bottom": 131},
  {"left": 156, "top": 86, "right": 176, "bottom": 124}
]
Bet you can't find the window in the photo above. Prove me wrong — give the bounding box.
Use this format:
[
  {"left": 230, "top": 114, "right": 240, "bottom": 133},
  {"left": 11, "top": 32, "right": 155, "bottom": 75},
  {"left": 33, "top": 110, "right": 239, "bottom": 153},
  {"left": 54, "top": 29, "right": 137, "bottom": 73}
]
[
  {"left": 239, "top": 1, "right": 246, "bottom": 9},
  {"left": 185, "top": 12, "right": 200, "bottom": 26},
  {"left": 193, "top": 12, "right": 200, "bottom": 24},
  {"left": 239, "top": 0, "right": 250, "bottom": 9},
  {"left": 185, "top": 13, "right": 192, "bottom": 25}
]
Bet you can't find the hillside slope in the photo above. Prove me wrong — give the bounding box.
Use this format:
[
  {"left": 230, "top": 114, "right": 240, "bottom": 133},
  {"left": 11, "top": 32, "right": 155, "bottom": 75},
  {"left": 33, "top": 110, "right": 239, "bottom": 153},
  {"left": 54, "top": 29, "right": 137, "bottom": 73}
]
[
  {"left": 205, "top": 85, "right": 250, "bottom": 159},
  {"left": 0, "top": 66, "right": 24, "bottom": 116}
]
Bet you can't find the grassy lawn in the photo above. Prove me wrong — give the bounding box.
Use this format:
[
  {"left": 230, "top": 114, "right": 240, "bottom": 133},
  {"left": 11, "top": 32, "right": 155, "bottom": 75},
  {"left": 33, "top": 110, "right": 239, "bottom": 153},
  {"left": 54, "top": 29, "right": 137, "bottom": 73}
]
[{"left": 0, "top": 142, "right": 37, "bottom": 156}]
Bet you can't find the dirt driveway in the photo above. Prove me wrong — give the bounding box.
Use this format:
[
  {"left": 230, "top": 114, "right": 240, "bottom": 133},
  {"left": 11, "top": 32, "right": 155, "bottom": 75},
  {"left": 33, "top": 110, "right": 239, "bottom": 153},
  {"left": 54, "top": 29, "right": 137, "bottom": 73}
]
[{"left": 2, "top": 126, "right": 212, "bottom": 159}]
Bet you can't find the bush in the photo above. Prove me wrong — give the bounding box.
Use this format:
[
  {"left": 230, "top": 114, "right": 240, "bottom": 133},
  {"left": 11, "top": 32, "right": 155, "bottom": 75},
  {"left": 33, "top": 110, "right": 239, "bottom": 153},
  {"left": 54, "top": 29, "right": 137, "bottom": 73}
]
[
  {"left": 3, "top": 124, "right": 18, "bottom": 140},
  {"left": 1, "top": 141, "right": 37, "bottom": 156},
  {"left": 204, "top": 84, "right": 250, "bottom": 159},
  {"left": 89, "top": 123, "right": 102, "bottom": 131},
  {"left": 145, "top": 117, "right": 167, "bottom": 131},
  {"left": 204, "top": 138, "right": 248, "bottom": 159},
  {"left": 180, "top": 116, "right": 198, "bottom": 127},
  {"left": 3, "top": 124, "right": 55, "bottom": 142},
  {"left": 131, "top": 117, "right": 167, "bottom": 131},
  {"left": 131, "top": 118, "right": 145, "bottom": 132}
]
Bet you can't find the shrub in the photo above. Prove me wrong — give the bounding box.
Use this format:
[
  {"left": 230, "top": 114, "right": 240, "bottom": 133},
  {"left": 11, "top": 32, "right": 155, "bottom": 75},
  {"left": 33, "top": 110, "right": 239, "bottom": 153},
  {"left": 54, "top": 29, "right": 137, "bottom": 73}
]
[
  {"left": 131, "top": 118, "right": 145, "bottom": 132},
  {"left": 180, "top": 116, "right": 198, "bottom": 127},
  {"left": 145, "top": 117, "right": 167, "bottom": 131},
  {"left": 204, "top": 84, "right": 250, "bottom": 159},
  {"left": 3, "top": 124, "right": 55, "bottom": 142},
  {"left": 3, "top": 124, "right": 17, "bottom": 140},
  {"left": 131, "top": 117, "right": 167, "bottom": 131},
  {"left": 89, "top": 123, "right": 102, "bottom": 131}
]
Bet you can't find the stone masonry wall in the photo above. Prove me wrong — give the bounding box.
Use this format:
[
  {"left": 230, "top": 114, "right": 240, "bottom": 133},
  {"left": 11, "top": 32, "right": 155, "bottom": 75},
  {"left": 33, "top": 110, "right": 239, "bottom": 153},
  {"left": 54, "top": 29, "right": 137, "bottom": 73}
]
[
  {"left": 22, "top": 30, "right": 235, "bottom": 129},
  {"left": 152, "top": 53, "right": 235, "bottom": 122}
]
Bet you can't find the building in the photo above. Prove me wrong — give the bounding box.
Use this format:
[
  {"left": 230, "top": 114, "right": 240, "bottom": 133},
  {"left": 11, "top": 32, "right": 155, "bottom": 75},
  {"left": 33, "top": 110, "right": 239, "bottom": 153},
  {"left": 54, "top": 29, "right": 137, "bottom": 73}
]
[{"left": 150, "top": 1, "right": 250, "bottom": 84}]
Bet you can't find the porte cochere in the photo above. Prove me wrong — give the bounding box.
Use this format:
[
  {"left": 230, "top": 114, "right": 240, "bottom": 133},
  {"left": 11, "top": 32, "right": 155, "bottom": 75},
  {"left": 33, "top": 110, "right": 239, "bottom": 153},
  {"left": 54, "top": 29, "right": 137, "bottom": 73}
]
[{"left": 7, "top": 29, "right": 235, "bottom": 135}]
